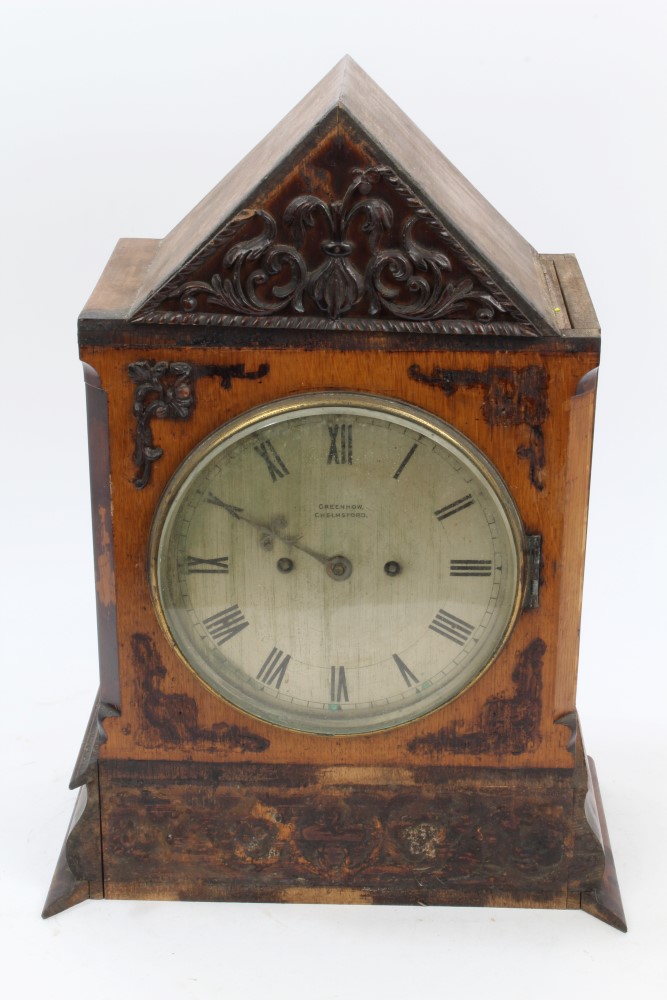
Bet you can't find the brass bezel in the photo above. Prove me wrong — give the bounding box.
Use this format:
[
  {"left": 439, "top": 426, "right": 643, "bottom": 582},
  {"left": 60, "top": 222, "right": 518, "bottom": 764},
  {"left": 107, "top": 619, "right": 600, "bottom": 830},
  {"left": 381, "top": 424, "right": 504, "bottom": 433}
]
[{"left": 148, "top": 392, "right": 527, "bottom": 736}]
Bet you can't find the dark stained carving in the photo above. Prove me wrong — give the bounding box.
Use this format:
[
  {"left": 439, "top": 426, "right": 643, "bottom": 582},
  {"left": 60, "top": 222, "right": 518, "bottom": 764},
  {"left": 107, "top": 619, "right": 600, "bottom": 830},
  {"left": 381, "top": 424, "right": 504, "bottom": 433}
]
[
  {"left": 296, "top": 800, "right": 383, "bottom": 875},
  {"left": 128, "top": 360, "right": 269, "bottom": 488},
  {"left": 132, "top": 633, "right": 270, "bottom": 753},
  {"left": 556, "top": 710, "right": 578, "bottom": 754},
  {"left": 408, "top": 364, "right": 548, "bottom": 489},
  {"left": 387, "top": 794, "right": 565, "bottom": 877},
  {"left": 197, "top": 361, "right": 270, "bottom": 389},
  {"left": 49, "top": 715, "right": 613, "bottom": 918},
  {"left": 133, "top": 167, "right": 536, "bottom": 336},
  {"left": 230, "top": 817, "right": 281, "bottom": 864},
  {"left": 99, "top": 757, "right": 577, "bottom": 895},
  {"left": 407, "top": 639, "right": 546, "bottom": 757},
  {"left": 129, "top": 361, "right": 194, "bottom": 488}
]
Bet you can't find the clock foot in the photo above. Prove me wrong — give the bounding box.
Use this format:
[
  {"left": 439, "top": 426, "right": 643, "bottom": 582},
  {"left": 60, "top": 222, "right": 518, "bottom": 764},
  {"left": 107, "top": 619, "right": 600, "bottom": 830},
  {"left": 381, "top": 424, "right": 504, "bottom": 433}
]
[
  {"left": 42, "top": 698, "right": 105, "bottom": 918},
  {"left": 42, "top": 788, "right": 97, "bottom": 918},
  {"left": 579, "top": 756, "right": 627, "bottom": 932}
]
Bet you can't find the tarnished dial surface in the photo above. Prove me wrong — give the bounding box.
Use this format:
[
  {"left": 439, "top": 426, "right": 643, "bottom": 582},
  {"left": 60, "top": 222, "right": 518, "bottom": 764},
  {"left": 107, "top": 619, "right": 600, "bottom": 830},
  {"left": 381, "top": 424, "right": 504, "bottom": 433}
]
[{"left": 150, "top": 393, "right": 525, "bottom": 735}]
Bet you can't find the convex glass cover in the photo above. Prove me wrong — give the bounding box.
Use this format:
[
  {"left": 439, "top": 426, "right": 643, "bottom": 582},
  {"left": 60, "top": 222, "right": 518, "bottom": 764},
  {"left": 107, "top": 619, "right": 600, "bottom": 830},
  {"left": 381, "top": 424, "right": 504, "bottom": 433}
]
[{"left": 150, "top": 393, "right": 525, "bottom": 734}]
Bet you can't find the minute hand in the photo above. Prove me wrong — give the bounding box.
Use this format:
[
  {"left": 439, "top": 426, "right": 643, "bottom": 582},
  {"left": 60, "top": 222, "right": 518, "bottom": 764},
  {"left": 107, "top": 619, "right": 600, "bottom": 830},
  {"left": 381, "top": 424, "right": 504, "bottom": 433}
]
[
  {"left": 206, "top": 493, "right": 333, "bottom": 567},
  {"left": 282, "top": 536, "right": 332, "bottom": 566}
]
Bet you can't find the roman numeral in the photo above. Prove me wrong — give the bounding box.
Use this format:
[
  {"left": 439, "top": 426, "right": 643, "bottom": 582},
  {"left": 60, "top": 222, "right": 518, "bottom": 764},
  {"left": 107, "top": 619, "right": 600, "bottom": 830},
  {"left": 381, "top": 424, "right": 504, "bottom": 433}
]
[
  {"left": 429, "top": 609, "right": 474, "bottom": 645},
  {"left": 393, "top": 443, "right": 418, "bottom": 479},
  {"left": 392, "top": 654, "right": 419, "bottom": 687},
  {"left": 187, "top": 555, "right": 229, "bottom": 574},
  {"left": 203, "top": 605, "right": 249, "bottom": 645},
  {"left": 327, "top": 424, "right": 353, "bottom": 465},
  {"left": 330, "top": 665, "right": 349, "bottom": 703},
  {"left": 434, "top": 494, "right": 474, "bottom": 521},
  {"left": 255, "top": 440, "right": 289, "bottom": 482},
  {"left": 449, "top": 559, "right": 493, "bottom": 577},
  {"left": 257, "top": 647, "right": 291, "bottom": 689}
]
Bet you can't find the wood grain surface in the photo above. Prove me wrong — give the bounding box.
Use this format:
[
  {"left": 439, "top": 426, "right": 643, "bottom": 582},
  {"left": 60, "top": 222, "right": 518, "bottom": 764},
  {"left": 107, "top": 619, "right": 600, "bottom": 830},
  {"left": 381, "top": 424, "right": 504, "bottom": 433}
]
[{"left": 79, "top": 342, "right": 599, "bottom": 771}]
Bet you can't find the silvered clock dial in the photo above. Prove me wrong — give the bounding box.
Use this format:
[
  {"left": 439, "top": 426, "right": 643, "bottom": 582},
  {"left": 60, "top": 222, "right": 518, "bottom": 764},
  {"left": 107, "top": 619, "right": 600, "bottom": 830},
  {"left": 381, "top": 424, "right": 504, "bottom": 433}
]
[{"left": 149, "top": 393, "right": 526, "bottom": 734}]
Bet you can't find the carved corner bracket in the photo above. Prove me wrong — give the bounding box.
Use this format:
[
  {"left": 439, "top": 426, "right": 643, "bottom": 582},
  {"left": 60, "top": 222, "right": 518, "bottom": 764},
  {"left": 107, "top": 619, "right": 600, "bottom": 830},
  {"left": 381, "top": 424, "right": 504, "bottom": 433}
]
[
  {"left": 407, "top": 638, "right": 546, "bottom": 757},
  {"left": 128, "top": 360, "right": 270, "bottom": 488},
  {"left": 132, "top": 632, "right": 270, "bottom": 753},
  {"left": 129, "top": 361, "right": 194, "bottom": 488},
  {"left": 408, "top": 364, "right": 549, "bottom": 490}
]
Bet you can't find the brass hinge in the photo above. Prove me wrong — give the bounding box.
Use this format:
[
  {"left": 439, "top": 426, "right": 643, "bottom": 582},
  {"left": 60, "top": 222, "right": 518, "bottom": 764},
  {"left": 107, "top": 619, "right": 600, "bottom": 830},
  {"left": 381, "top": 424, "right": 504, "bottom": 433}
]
[{"left": 524, "top": 534, "right": 542, "bottom": 609}]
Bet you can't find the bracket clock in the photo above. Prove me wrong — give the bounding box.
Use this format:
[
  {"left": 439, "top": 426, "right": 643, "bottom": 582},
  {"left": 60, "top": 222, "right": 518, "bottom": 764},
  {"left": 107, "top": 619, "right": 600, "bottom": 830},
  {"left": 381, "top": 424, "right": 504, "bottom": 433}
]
[{"left": 44, "top": 57, "right": 625, "bottom": 930}]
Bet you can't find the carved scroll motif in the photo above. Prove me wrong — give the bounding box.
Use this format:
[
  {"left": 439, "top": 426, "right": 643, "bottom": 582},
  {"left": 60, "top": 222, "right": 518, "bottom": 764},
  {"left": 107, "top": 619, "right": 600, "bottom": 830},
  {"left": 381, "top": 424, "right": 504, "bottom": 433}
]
[
  {"left": 134, "top": 167, "right": 534, "bottom": 335},
  {"left": 407, "top": 639, "right": 546, "bottom": 757},
  {"left": 408, "top": 364, "right": 549, "bottom": 489},
  {"left": 129, "top": 361, "right": 194, "bottom": 489},
  {"left": 128, "top": 360, "right": 269, "bottom": 488},
  {"left": 132, "top": 633, "right": 270, "bottom": 753}
]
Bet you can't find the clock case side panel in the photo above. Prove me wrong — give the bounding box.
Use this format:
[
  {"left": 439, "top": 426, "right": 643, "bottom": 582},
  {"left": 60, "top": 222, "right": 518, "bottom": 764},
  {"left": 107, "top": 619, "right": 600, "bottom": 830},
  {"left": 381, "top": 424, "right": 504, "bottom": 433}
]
[
  {"left": 81, "top": 362, "right": 122, "bottom": 721},
  {"left": 554, "top": 367, "right": 598, "bottom": 718},
  {"left": 43, "top": 364, "right": 120, "bottom": 916}
]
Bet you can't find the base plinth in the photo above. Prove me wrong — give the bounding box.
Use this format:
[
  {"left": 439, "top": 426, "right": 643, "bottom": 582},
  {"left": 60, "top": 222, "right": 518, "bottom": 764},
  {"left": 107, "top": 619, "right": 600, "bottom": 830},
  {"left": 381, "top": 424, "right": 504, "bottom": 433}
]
[{"left": 44, "top": 709, "right": 625, "bottom": 930}]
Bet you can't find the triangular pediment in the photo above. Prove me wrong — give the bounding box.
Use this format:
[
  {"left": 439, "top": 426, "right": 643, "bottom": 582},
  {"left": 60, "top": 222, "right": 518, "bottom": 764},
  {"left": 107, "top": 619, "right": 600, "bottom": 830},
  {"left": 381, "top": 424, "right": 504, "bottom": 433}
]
[{"left": 130, "top": 58, "right": 558, "bottom": 337}]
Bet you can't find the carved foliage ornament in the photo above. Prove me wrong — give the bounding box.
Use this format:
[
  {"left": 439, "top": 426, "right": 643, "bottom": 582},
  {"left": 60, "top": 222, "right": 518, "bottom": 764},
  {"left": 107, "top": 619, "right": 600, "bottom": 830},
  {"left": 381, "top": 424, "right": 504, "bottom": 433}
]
[
  {"left": 129, "top": 361, "right": 194, "bottom": 489},
  {"left": 128, "top": 360, "right": 269, "bottom": 488},
  {"left": 408, "top": 364, "right": 549, "bottom": 490},
  {"left": 136, "top": 168, "right": 533, "bottom": 334}
]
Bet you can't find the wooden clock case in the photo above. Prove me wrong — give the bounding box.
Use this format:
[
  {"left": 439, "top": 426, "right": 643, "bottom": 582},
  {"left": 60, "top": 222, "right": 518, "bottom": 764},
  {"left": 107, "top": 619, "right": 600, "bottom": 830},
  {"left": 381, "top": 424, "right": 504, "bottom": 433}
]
[{"left": 44, "top": 58, "right": 625, "bottom": 930}]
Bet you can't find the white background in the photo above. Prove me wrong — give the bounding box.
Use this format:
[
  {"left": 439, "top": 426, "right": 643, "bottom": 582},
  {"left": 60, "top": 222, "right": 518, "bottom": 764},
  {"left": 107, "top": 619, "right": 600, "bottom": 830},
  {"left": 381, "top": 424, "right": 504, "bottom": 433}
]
[{"left": 1, "top": 1, "right": 666, "bottom": 997}]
